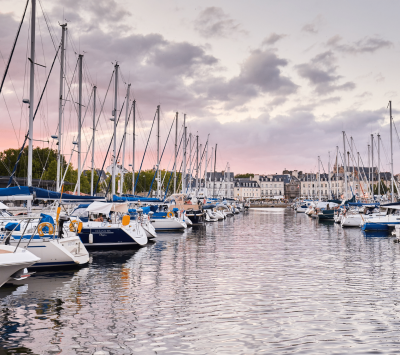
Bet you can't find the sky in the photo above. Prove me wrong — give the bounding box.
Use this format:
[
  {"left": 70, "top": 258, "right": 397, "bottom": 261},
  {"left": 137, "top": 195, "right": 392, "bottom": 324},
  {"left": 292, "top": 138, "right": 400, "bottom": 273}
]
[{"left": 1, "top": 0, "right": 400, "bottom": 175}]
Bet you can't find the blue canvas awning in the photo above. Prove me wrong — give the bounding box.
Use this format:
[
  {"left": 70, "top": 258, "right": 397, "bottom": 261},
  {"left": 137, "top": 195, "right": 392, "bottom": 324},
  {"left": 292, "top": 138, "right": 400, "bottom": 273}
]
[
  {"left": 112, "top": 194, "right": 163, "bottom": 203},
  {"left": 31, "top": 187, "right": 105, "bottom": 202}
]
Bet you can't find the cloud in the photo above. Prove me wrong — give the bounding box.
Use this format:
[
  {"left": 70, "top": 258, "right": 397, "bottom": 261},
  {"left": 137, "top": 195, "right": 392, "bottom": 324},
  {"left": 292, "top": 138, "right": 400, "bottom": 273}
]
[
  {"left": 301, "top": 16, "right": 323, "bottom": 34},
  {"left": 59, "top": 0, "right": 131, "bottom": 23},
  {"left": 262, "top": 33, "right": 287, "bottom": 46},
  {"left": 147, "top": 42, "right": 218, "bottom": 76},
  {"left": 193, "top": 49, "right": 297, "bottom": 108},
  {"left": 194, "top": 7, "right": 246, "bottom": 38},
  {"left": 296, "top": 51, "right": 356, "bottom": 95},
  {"left": 188, "top": 108, "right": 387, "bottom": 173},
  {"left": 326, "top": 35, "right": 393, "bottom": 55}
]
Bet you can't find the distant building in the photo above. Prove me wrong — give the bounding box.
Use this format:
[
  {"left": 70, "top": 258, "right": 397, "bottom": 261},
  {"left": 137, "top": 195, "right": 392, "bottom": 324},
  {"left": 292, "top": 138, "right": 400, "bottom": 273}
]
[
  {"left": 285, "top": 176, "right": 301, "bottom": 200},
  {"left": 83, "top": 169, "right": 107, "bottom": 183},
  {"left": 254, "top": 174, "right": 287, "bottom": 199},
  {"left": 106, "top": 164, "right": 129, "bottom": 176},
  {"left": 234, "top": 178, "right": 261, "bottom": 199}
]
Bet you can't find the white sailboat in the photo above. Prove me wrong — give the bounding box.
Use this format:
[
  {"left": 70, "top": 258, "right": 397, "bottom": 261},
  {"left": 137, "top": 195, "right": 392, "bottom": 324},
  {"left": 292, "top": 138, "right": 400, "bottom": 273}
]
[
  {"left": 0, "top": 244, "right": 40, "bottom": 287},
  {"left": 70, "top": 202, "right": 148, "bottom": 247}
]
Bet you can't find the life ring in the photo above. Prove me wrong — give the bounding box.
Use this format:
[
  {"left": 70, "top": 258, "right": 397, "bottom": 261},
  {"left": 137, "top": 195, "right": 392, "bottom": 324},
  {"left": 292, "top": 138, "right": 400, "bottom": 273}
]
[
  {"left": 37, "top": 222, "right": 54, "bottom": 236},
  {"left": 167, "top": 211, "right": 174, "bottom": 218},
  {"left": 69, "top": 220, "right": 83, "bottom": 233}
]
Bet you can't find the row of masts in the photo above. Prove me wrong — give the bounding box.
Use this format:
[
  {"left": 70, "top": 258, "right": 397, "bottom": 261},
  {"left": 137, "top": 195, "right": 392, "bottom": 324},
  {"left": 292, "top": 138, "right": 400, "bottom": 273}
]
[
  {"left": 24, "top": 0, "right": 219, "bottom": 205},
  {"left": 310, "top": 105, "right": 395, "bottom": 202}
]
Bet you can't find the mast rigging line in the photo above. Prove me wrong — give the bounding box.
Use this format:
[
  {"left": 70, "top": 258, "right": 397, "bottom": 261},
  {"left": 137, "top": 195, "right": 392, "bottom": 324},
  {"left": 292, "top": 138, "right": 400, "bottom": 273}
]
[
  {"left": 133, "top": 109, "right": 158, "bottom": 193},
  {"left": 163, "top": 133, "right": 185, "bottom": 199},
  {"left": 7, "top": 43, "right": 61, "bottom": 187},
  {"left": 147, "top": 116, "right": 176, "bottom": 196},
  {"left": 0, "top": 0, "right": 29, "bottom": 95},
  {"left": 104, "top": 102, "right": 134, "bottom": 196},
  {"left": 93, "top": 96, "right": 126, "bottom": 195}
]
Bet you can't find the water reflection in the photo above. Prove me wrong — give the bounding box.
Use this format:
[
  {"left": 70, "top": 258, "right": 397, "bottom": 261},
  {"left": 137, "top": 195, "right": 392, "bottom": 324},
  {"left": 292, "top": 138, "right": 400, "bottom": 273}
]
[{"left": 2, "top": 210, "right": 400, "bottom": 353}]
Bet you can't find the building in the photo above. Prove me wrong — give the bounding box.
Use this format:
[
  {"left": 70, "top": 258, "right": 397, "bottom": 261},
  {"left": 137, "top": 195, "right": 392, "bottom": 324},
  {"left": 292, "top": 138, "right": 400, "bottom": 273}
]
[
  {"left": 203, "top": 171, "right": 235, "bottom": 198},
  {"left": 234, "top": 178, "right": 261, "bottom": 199},
  {"left": 299, "top": 168, "right": 393, "bottom": 199},
  {"left": 106, "top": 164, "right": 129, "bottom": 175},
  {"left": 285, "top": 176, "right": 301, "bottom": 200},
  {"left": 254, "top": 174, "right": 287, "bottom": 199},
  {"left": 83, "top": 169, "right": 107, "bottom": 183}
]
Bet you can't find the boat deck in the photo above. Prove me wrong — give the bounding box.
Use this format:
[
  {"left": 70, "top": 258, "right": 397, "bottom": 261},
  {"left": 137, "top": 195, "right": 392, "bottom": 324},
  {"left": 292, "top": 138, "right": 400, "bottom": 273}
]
[{"left": 0, "top": 249, "right": 12, "bottom": 254}]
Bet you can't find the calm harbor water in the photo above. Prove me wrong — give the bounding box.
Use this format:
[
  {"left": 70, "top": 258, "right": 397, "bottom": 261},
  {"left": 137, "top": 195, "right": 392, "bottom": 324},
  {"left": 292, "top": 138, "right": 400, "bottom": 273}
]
[{"left": 2, "top": 208, "right": 400, "bottom": 354}]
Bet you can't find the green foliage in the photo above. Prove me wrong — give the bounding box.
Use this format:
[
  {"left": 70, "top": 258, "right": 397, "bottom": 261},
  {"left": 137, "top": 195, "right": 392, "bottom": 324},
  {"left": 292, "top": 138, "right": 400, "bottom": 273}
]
[
  {"left": 235, "top": 173, "right": 254, "bottom": 179},
  {"left": 122, "top": 170, "right": 182, "bottom": 195},
  {"left": 0, "top": 146, "right": 184, "bottom": 196},
  {"left": 0, "top": 147, "right": 67, "bottom": 180},
  {"left": 0, "top": 146, "right": 107, "bottom": 195},
  {"left": 373, "top": 180, "right": 398, "bottom": 195}
]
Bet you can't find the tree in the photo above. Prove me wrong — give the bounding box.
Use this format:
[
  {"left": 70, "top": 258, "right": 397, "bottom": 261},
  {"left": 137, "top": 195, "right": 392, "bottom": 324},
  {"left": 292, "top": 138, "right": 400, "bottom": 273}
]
[
  {"left": 373, "top": 180, "right": 398, "bottom": 195},
  {"left": 235, "top": 173, "right": 254, "bottom": 179}
]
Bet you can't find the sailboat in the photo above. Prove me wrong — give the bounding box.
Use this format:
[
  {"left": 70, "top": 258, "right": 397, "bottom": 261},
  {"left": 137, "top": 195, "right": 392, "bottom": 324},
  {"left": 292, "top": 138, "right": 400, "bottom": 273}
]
[
  {"left": 0, "top": 243, "right": 40, "bottom": 287},
  {"left": 70, "top": 201, "right": 148, "bottom": 247}
]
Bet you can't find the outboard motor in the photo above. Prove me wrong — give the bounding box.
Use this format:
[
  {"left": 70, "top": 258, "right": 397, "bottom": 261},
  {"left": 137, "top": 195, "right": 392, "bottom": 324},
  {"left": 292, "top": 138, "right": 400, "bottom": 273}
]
[{"left": 58, "top": 215, "right": 69, "bottom": 239}]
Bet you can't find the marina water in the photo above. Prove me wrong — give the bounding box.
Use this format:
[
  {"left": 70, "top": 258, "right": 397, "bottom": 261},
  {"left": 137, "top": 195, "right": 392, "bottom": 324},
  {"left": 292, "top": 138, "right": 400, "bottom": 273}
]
[{"left": 1, "top": 208, "right": 400, "bottom": 354}]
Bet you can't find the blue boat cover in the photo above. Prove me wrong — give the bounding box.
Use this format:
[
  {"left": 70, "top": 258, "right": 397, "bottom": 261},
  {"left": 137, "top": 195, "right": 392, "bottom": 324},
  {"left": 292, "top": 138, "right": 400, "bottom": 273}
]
[
  {"left": 128, "top": 206, "right": 152, "bottom": 214},
  {"left": 113, "top": 195, "right": 163, "bottom": 203},
  {"left": 5, "top": 222, "right": 20, "bottom": 231},
  {"left": 0, "top": 186, "right": 30, "bottom": 196},
  {"left": 149, "top": 205, "right": 158, "bottom": 213},
  {"left": 31, "top": 187, "right": 104, "bottom": 201},
  {"left": 202, "top": 204, "right": 216, "bottom": 210},
  {"left": 39, "top": 213, "right": 55, "bottom": 233},
  {"left": 152, "top": 212, "right": 167, "bottom": 219}
]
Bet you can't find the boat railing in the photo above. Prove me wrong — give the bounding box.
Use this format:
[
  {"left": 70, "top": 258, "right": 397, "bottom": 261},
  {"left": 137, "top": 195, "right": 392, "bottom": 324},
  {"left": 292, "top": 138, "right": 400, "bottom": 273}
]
[{"left": 0, "top": 216, "right": 42, "bottom": 253}]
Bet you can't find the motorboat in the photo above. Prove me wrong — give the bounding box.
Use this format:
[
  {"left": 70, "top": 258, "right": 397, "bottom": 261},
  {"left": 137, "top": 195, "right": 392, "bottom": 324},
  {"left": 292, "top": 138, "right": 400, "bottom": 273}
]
[
  {"left": 0, "top": 244, "right": 40, "bottom": 287},
  {"left": 203, "top": 206, "right": 219, "bottom": 222},
  {"left": 361, "top": 204, "right": 400, "bottom": 232},
  {"left": 70, "top": 202, "right": 148, "bottom": 247}
]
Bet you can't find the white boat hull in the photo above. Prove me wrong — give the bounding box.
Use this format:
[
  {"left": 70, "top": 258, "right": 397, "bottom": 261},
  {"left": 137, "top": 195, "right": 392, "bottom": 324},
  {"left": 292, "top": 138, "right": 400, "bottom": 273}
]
[
  {"left": 8, "top": 236, "right": 89, "bottom": 267},
  {"left": 0, "top": 245, "right": 40, "bottom": 287},
  {"left": 151, "top": 217, "right": 187, "bottom": 231}
]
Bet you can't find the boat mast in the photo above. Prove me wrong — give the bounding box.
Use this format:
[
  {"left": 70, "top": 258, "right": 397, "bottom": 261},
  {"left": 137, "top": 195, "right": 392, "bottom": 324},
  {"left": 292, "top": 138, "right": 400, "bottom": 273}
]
[
  {"left": 213, "top": 144, "right": 217, "bottom": 198},
  {"left": 318, "top": 156, "right": 321, "bottom": 200},
  {"left": 368, "top": 144, "right": 370, "bottom": 199},
  {"left": 347, "top": 152, "right": 350, "bottom": 196},
  {"left": 390, "top": 101, "right": 394, "bottom": 202},
  {"left": 182, "top": 114, "right": 186, "bottom": 194},
  {"left": 157, "top": 104, "right": 160, "bottom": 198},
  {"left": 121, "top": 83, "right": 130, "bottom": 196},
  {"left": 378, "top": 133, "right": 381, "bottom": 197},
  {"left": 209, "top": 147, "right": 213, "bottom": 197},
  {"left": 351, "top": 137, "right": 355, "bottom": 198},
  {"left": 132, "top": 100, "right": 136, "bottom": 195},
  {"left": 196, "top": 135, "right": 199, "bottom": 195},
  {"left": 57, "top": 23, "right": 67, "bottom": 191},
  {"left": 112, "top": 63, "right": 119, "bottom": 197},
  {"left": 174, "top": 112, "right": 178, "bottom": 194},
  {"left": 91, "top": 85, "right": 96, "bottom": 196},
  {"left": 27, "top": 0, "right": 36, "bottom": 214},
  {"left": 77, "top": 54, "right": 83, "bottom": 195},
  {"left": 371, "top": 134, "right": 374, "bottom": 199},
  {"left": 199, "top": 143, "right": 202, "bottom": 195},
  {"left": 328, "top": 151, "right": 331, "bottom": 199},
  {"left": 205, "top": 137, "right": 209, "bottom": 197},
  {"left": 343, "top": 132, "right": 348, "bottom": 200},
  {"left": 357, "top": 152, "right": 360, "bottom": 199},
  {"left": 336, "top": 146, "right": 339, "bottom": 199},
  {"left": 189, "top": 133, "right": 192, "bottom": 193}
]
